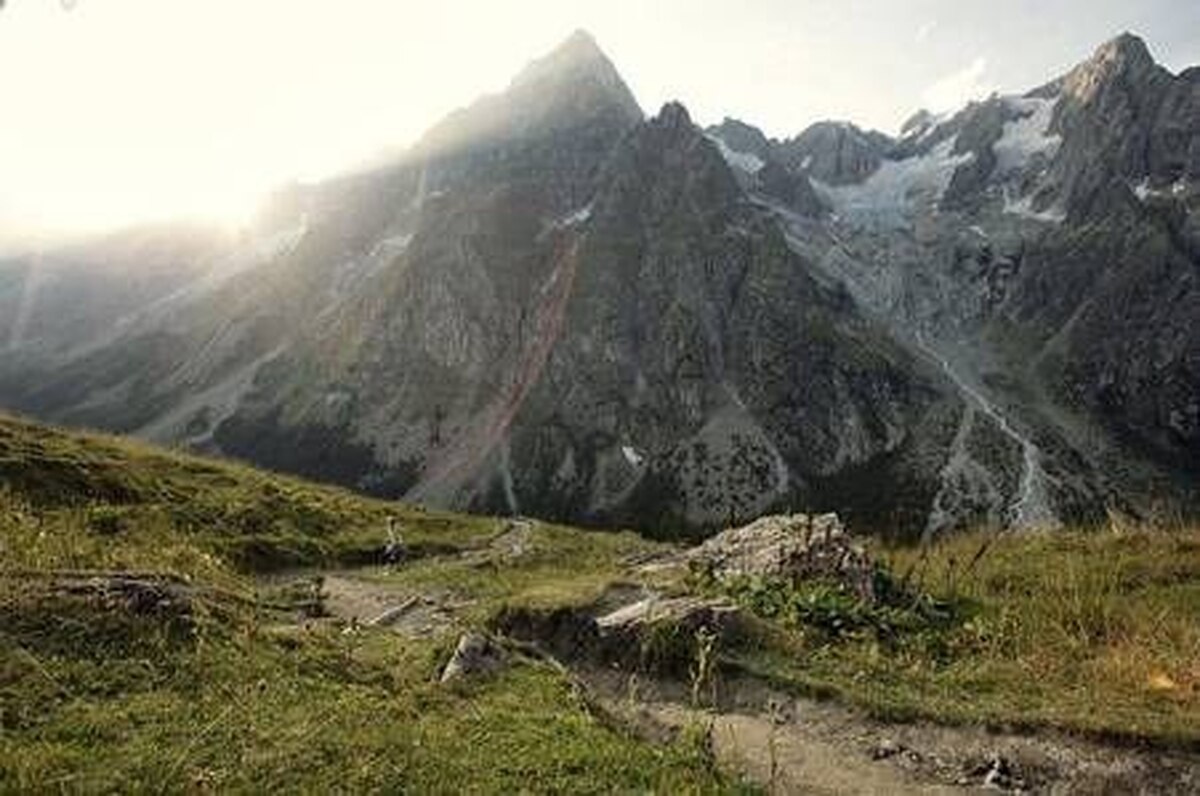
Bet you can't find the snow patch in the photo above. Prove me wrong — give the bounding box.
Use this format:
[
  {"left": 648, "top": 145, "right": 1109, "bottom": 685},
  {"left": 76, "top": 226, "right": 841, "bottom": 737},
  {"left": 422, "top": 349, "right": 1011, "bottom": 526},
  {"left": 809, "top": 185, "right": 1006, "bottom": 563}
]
[
  {"left": 992, "top": 96, "right": 1061, "bottom": 175},
  {"left": 706, "top": 134, "right": 765, "bottom": 174},
  {"left": 1133, "top": 178, "right": 1190, "bottom": 202},
  {"left": 816, "top": 138, "right": 974, "bottom": 227},
  {"left": 621, "top": 444, "right": 645, "bottom": 468},
  {"left": 1002, "top": 185, "right": 1066, "bottom": 223},
  {"left": 541, "top": 204, "right": 593, "bottom": 239},
  {"left": 558, "top": 204, "right": 593, "bottom": 227},
  {"left": 900, "top": 110, "right": 952, "bottom": 144},
  {"left": 369, "top": 232, "right": 413, "bottom": 260}
]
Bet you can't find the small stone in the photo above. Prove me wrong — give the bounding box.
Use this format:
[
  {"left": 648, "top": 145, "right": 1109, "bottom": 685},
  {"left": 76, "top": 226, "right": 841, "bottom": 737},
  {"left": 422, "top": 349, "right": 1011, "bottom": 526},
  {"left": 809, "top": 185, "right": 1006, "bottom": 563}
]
[
  {"left": 381, "top": 541, "right": 407, "bottom": 564},
  {"left": 870, "top": 738, "right": 903, "bottom": 760},
  {"left": 440, "top": 633, "right": 506, "bottom": 683},
  {"left": 979, "top": 754, "right": 1014, "bottom": 790}
]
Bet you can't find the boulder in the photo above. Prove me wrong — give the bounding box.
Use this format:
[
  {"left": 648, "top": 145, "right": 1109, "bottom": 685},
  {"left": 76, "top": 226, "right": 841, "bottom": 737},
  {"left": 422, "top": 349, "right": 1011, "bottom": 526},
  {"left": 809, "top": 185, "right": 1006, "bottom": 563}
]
[
  {"left": 596, "top": 595, "right": 740, "bottom": 639},
  {"left": 686, "top": 513, "right": 876, "bottom": 602}
]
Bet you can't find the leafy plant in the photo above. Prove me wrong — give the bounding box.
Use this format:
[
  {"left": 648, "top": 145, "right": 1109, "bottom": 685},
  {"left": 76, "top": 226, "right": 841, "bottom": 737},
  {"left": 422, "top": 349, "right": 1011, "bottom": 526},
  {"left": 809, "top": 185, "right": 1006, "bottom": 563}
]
[{"left": 720, "top": 567, "right": 966, "bottom": 647}]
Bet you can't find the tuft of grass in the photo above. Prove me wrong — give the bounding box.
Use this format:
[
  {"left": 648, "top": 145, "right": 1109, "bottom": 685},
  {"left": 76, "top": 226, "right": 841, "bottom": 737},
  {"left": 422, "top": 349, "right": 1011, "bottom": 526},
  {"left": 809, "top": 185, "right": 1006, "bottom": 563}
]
[{"left": 384, "top": 522, "right": 662, "bottom": 625}]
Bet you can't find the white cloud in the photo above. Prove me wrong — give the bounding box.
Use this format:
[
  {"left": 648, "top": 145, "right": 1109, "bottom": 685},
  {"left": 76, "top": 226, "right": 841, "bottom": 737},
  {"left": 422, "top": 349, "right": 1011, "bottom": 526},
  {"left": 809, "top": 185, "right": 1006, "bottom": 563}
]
[
  {"left": 921, "top": 56, "right": 996, "bottom": 113},
  {"left": 915, "top": 21, "right": 937, "bottom": 43}
]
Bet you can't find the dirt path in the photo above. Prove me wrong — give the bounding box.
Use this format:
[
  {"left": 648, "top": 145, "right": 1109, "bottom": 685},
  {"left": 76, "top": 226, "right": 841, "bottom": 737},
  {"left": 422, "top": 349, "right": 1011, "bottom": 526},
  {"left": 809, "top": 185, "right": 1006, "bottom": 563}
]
[
  {"left": 660, "top": 702, "right": 963, "bottom": 794},
  {"left": 261, "top": 568, "right": 466, "bottom": 638},
  {"left": 582, "top": 669, "right": 1200, "bottom": 794}
]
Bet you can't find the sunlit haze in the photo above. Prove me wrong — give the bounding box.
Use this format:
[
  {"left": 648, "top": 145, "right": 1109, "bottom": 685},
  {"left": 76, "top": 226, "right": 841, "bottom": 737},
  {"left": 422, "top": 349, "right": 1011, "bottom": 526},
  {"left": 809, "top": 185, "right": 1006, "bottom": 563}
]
[{"left": 2, "top": 0, "right": 1197, "bottom": 240}]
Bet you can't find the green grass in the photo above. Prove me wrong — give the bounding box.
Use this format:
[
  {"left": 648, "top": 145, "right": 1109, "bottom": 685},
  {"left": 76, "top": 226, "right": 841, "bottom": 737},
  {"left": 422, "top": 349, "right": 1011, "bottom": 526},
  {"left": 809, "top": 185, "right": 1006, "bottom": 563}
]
[
  {"left": 377, "top": 522, "right": 661, "bottom": 620},
  {"left": 0, "top": 412, "right": 499, "bottom": 576},
  {"left": 0, "top": 415, "right": 742, "bottom": 792},
  {"left": 1, "top": 592, "right": 733, "bottom": 793}
]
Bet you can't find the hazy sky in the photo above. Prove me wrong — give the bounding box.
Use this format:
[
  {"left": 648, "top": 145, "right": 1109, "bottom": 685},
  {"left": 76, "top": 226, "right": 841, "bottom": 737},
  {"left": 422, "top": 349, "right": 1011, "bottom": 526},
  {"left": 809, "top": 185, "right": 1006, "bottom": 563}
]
[{"left": 2, "top": 0, "right": 1198, "bottom": 237}]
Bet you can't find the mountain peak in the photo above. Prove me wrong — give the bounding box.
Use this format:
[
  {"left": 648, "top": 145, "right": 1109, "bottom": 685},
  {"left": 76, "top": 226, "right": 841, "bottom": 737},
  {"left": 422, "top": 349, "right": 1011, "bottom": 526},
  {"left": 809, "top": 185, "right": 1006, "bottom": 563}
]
[
  {"left": 900, "top": 109, "right": 936, "bottom": 138},
  {"left": 510, "top": 29, "right": 627, "bottom": 94},
  {"left": 1095, "top": 32, "right": 1154, "bottom": 67},
  {"left": 414, "top": 30, "right": 641, "bottom": 159},
  {"left": 708, "top": 117, "right": 772, "bottom": 154},
  {"left": 1059, "top": 31, "right": 1162, "bottom": 104},
  {"left": 654, "top": 101, "right": 694, "bottom": 130},
  {"left": 777, "top": 120, "right": 893, "bottom": 185},
  {"left": 560, "top": 28, "right": 602, "bottom": 56}
]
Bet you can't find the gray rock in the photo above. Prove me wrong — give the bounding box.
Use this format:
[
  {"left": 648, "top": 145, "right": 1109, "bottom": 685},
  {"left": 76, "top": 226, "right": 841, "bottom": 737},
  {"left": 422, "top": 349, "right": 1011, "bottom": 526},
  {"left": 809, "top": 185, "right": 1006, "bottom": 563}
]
[
  {"left": 440, "top": 633, "right": 506, "bottom": 683},
  {"left": 775, "top": 121, "right": 894, "bottom": 185},
  {"left": 686, "top": 513, "right": 876, "bottom": 601},
  {"left": 595, "top": 594, "right": 741, "bottom": 636},
  {"left": 870, "top": 738, "right": 904, "bottom": 760}
]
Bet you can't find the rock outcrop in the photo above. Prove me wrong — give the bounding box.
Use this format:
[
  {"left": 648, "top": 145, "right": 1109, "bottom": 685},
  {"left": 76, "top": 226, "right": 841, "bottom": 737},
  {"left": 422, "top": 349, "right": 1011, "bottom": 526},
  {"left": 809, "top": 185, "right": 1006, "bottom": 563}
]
[
  {"left": 686, "top": 513, "right": 876, "bottom": 601},
  {"left": 595, "top": 595, "right": 742, "bottom": 647}
]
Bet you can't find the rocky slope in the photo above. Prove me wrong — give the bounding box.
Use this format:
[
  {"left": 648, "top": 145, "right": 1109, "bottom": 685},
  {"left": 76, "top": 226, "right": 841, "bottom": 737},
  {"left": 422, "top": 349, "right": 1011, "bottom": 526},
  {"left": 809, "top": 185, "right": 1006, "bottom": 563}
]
[
  {"left": 1, "top": 31, "right": 1196, "bottom": 537},
  {"left": 706, "top": 32, "right": 1198, "bottom": 533}
]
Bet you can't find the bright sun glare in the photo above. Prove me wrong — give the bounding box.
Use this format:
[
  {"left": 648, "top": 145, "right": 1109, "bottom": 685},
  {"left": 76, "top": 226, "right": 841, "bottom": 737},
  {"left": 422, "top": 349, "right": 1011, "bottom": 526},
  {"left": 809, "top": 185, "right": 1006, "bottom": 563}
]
[
  {"left": 8, "top": 0, "right": 1190, "bottom": 243},
  {"left": 0, "top": 0, "right": 588, "bottom": 240}
]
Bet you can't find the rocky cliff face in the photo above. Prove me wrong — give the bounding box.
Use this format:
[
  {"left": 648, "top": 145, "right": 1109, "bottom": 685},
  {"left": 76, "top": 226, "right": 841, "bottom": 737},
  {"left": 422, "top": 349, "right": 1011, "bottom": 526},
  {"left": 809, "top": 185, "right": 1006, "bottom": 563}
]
[
  {"left": 211, "top": 95, "right": 952, "bottom": 535},
  {"left": 704, "top": 119, "right": 827, "bottom": 217},
  {"left": 776, "top": 121, "right": 894, "bottom": 186},
  {"left": 0, "top": 31, "right": 1195, "bottom": 537},
  {"left": 765, "top": 33, "right": 1199, "bottom": 531}
]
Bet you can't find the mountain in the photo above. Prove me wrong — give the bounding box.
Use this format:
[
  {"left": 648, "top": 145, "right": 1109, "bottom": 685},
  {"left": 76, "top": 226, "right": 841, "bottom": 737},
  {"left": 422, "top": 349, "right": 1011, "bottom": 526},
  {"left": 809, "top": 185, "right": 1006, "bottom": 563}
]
[
  {"left": 775, "top": 121, "right": 895, "bottom": 186},
  {"left": 1, "top": 31, "right": 1196, "bottom": 537},
  {"left": 704, "top": 118, "right": 827, "bottom": 217},
  {"left": 416, "top": 29, "right": 642, "bottom": 160},
  {"left": 716, "top": 31, "right": 1199, "bottom": 533}
]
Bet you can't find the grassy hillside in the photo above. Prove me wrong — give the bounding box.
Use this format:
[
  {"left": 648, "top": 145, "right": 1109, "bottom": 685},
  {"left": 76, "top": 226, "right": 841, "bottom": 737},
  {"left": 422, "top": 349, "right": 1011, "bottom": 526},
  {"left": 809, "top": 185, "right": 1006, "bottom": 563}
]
[
  {"left": 0, "top": 415, "right": 736, "bottom": 792},
  {"left": 0, "top": 412, "right": 504, "bottom": 572},
  {"left": 1, "top": 412, "right": 1198, "bottom": 792}
]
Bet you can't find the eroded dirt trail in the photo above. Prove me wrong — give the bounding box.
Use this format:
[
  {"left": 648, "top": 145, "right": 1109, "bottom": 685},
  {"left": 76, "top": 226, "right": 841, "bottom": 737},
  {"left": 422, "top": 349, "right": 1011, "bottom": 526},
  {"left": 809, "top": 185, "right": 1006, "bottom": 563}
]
[
  {"left": 321, "top": 571, "right": 464, "bottom": 637},
  {"left": 584, "top": 669, "right": 1199, "bottom": 795},
  {"left": 655, "top": 703, "right": 962, "bottom": 795}
]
